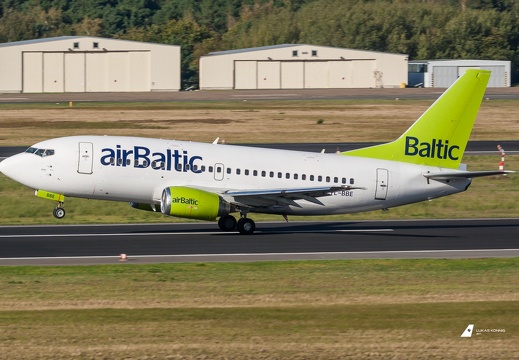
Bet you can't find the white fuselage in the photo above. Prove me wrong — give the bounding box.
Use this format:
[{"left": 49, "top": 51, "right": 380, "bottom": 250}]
[{"left": 2, "top": 136, "right": 471, "bottom": 215}]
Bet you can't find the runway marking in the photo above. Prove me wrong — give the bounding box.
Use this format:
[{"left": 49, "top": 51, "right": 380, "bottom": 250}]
[
  {"left": 0, "top": 228, "right": 394, "bottom": 238},
  {"left": 2, "top": 249, "right": 519, "bottom": 262}
]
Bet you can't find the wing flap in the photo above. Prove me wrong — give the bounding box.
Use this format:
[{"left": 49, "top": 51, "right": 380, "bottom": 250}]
[{"left": 224, "top": 185, "right": 365, "bottom": 208}]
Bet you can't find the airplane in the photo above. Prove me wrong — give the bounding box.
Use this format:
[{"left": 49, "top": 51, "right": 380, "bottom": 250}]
[{"left": 0, "top": 69, "right": 514, "bottom": 234}]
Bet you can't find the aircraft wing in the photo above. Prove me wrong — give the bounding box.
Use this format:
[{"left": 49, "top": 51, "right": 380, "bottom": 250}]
[
  {"left": 424, "top": 170, "right": 515, "bottom": 181},
  {"left": 223, "top": 185, "right": 365, "bottom": 208}
]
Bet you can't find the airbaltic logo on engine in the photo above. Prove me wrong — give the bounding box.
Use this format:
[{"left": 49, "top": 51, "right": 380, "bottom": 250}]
[
  {"left": 172, "top": 197, "right": 198, "bottom": 206},
  {"left": 405, "top": 136, "right": 460, "bottom": 160},
  {"left": 100, "top": 145, "right": 203, "bottom": 173}
]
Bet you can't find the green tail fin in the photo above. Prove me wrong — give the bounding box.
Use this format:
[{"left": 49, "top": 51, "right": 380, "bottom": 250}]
[{"left": 342, "top": 69, "right": 491, "bottom": 169}]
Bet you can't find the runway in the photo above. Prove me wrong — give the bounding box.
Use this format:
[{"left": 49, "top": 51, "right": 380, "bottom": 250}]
[{"left": 1, "top": 219, "right": 518, "bottom": 265}]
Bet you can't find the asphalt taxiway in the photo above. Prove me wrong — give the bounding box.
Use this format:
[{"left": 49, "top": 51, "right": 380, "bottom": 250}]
[{"left": 0, "top": 219, "right": 517, "bottom": 266}]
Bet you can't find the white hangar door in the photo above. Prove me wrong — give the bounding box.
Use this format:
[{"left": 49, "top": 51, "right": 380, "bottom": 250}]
[
  {"left": 328, "top": 61, "right": 352, "bottom": 88},
  {"left": 23, "top": 52, "right": 43, "bottom": 93},
  {"left": 257, "top": 61, "right": 281, "bottom": 89},
  {"left": 23, "top": 52, "right": 66, "bottom": 93},
  {"left": 43, "top": 53, "right": 65, "bottom": 92},
  {"left": 281, "top": 62, "right": 304, "bottom": 89},
  {"left": 304, "top": 62, "right": 329, "bottom": 88},
  {"left": 86, "top": 51, "right": 150, "bottom": 92},
  {"left": 234, "top": 61, "right": 257, "bottom": 89},
  {"left": 65, "top": 53, "right": 86, "bottom": 92}
]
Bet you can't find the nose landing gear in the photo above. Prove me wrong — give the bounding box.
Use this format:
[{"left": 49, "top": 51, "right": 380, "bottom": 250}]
[
  {"left": 52, "top": 203, "right": 66, "bottom": 219},
  {"left": 35, "top": 190, "right": 66, "bottom": 219}
]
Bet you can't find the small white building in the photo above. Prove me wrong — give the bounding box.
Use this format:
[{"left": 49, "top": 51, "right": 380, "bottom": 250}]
[
  {"left": 200, "top": 44, "right": 408, "bottom": 90},
  {"left": 0, "top": 36, "right": 181, "bottom": 93},
  {"left": 408, "top": 60, "right": 511, "bottom": 88}
]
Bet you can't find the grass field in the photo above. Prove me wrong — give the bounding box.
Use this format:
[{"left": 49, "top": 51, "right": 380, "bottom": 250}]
[{"left": 0, "top": 259, "right": 518, "bottom": 359}]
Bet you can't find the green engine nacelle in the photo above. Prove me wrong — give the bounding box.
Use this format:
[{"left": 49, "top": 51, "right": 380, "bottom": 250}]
[{"left": 161, "top": 186, "right": 230, "bottom": 221}]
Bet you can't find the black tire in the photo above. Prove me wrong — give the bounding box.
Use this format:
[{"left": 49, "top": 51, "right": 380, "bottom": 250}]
[
  {"left": 237, "top": 218, "right": 255, "bottom": 235},
  {"left": 218, "top": 215, "right": 237, "bottom": 232},
  {"left": 53, "top": 208, "right": 66, "bottom": 219}
]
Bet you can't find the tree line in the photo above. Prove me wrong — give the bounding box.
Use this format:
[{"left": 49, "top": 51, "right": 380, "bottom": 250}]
[{"left": 1, "top": 0, "right": 518, "bottom": 86}]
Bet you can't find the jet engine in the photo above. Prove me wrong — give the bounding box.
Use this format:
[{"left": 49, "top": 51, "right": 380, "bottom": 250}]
[{"left": 161, "top": 186, "right": 231, "bottom": 221}]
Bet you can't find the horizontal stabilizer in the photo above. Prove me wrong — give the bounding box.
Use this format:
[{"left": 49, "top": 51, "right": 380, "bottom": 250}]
[{"left": 424, "top": 170, "right": 515, "bottom": 181}]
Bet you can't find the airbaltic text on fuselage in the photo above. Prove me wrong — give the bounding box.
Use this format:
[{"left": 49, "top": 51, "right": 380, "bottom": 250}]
[
  {"left": 100, "top": 145, "right": 203, "bottom": 173},
  {"left": 405, "top": 136, "right": 460, "bottom": 160}
]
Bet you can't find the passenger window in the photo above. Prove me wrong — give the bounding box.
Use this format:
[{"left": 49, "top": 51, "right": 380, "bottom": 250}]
[
  {"left": 236, "top": 169, "right": 241, "bottom": 175},
  {"left": 342, "top": 178, "right": 347, "bottom": 184},
  {"left": 310, "top": 175, "right": 315, "bottom": 181},
  {"left": 326, "top": 176, "right": 330, "bottom": 182},
  {"left": 270, "top": 171, "right": 274, "bottom": 178},
  {"left": 110, "top": 157, "right": 115, "bottom": 165},
  {"left": 334, "top": 177, "right": 339, "bottom": 183},
  {"left": 318, "top": 175, "right": 322, "bottom": 182},
  {"left": 278, "top": 172, "right": 282, "bottom": 178},
  {"left": 261, "top": 171, "right": 266, "bottom": 177},
  {"left": 245, "top": 169, "right": 249, "bottom": 175},
  {"left": 201, "top": 165, "right": 206, "bottom": 172},
  {"left": 227, "top": 168, "right": 232, "bottom": 174},
  {"left": 209, "top": 166, "right": 214, "bottom": 173},
  {"left": 286, "top": 173, "right": 290, "bottom": 179},
  {"left": 253, "top": 170, "right": 258, "bottom": 176},
  {"left": 294, "top": 174, "right": 298, "bottom": 180},
  {"left": 302, "top": 174, "right": 307, "bottom": 180},
  {"left": 350, "top": 178, "right": 355, "bottom": 185}
]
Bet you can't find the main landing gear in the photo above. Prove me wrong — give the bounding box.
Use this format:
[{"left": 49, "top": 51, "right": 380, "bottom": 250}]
[{"left": 218, "top": 214, "right": 256, "bottom": 235}]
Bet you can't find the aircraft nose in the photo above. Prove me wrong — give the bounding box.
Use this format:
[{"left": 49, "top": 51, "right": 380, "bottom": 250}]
[{"left": 0, "top": 154, "right": 22, "bottom": 180}]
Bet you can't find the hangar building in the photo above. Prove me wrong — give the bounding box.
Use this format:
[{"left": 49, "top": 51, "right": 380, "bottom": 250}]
[
  {"left": 199, "top": 44, "right": 408, "bottom": 90},
  {"left": 0, "top": 36, "right": 180, "bottom": 93},
  {"left": 408, "top": 60, "right": 511, "bottom": 87}
]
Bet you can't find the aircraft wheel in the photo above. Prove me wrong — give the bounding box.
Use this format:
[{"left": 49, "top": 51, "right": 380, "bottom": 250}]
[
  {"left": 237, "top": 218, "right": 255, "bottom": 235},
  {"left": 218, "top": 215, "right": 237, "bottom": 232},
  {"left": 53, "top": 207, "right": 66, "bottom": 219}
]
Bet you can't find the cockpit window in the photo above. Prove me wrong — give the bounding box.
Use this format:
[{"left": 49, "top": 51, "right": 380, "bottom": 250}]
[{"left": 25, "top": 147, "right": 55, "bottom": 157}]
